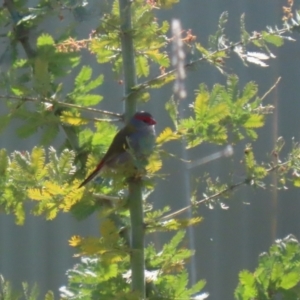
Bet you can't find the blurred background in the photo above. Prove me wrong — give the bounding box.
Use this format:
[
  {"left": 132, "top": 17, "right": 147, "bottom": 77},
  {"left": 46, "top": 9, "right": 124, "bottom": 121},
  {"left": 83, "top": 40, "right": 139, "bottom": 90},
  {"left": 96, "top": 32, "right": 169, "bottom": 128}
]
[{"left": 1, "top": 0, "right": 300, "bottom": 299}]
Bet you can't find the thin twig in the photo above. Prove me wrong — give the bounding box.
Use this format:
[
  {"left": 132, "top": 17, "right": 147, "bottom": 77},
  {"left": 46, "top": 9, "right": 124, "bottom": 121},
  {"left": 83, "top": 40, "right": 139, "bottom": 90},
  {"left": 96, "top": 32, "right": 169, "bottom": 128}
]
[
  {"left": 261, "top": 77, "right": 281, "bottom": 101},
  {"left": 125, "top": 28, "right": 292, "bottom": 100},
  {"left": 93, "top": 193, "right": 120, "bottom": 202},
  {"left": 159, "top": 161, "right": 290, "bottom": 221},
  {"left": 160, "top": 180, "right": 245, "bottom": 221},
  {"left": 0, "top": 95, "right": 122, "bottom": 118}
]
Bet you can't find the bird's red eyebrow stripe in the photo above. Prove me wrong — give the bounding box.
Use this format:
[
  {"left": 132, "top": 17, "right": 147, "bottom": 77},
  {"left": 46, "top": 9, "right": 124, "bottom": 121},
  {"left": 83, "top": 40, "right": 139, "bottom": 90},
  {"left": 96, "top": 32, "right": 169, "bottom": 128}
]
[{"left": 135, "top": 115, "right": 156, "bottom": 125}]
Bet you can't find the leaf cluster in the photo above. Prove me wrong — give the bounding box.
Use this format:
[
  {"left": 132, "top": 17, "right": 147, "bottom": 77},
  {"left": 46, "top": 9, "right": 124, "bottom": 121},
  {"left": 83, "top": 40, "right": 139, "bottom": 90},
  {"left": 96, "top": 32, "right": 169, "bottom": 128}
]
[
  {"left": 0, "top": 51, "right": 107, "bottom": 145},
  {"left": 158, "top": 75, "right": 269, "bottom": 149},
  {"left": 0, "top": 147, "right": 81, "bottom": 223},
  {"left": 0, "top": 274, "right": 54, "bottom": 300},
  {"left": 2, "top": 0, "right": 300, "bottom": 299},
  {"left": 235, "top": 235, "right": 300, "bottom": 300},
  {"left": 63, "top": 230, "right": 206, "bottom": 299},
  {"left": 194, "top": 11, "right": 295, "bottom": 72},
  {"left": 90, "top": 0, "right": 170, "bottom": 83}
]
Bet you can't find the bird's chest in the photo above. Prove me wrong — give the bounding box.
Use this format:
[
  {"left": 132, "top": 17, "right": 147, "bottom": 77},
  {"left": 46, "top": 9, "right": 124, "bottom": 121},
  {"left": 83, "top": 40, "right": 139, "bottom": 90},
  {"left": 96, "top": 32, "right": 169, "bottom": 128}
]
[{"left": 128, "top": 128, "right": 155, "bottom": 155}]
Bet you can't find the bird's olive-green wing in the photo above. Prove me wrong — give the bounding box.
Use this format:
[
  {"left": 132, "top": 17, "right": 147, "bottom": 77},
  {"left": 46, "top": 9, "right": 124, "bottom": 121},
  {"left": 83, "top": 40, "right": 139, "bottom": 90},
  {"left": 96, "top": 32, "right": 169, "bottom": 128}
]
[{"left": 101, "top": 124, "right": 135, "bottom": 164}]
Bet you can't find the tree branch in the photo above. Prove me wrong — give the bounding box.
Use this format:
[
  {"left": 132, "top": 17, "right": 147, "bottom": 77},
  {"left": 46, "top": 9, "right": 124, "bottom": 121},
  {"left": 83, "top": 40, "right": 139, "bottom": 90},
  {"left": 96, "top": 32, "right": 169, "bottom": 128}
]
[
  {"left": 125, "top": 28, "right": 293, "bottom": 100},
  {"left": 0, "top": 95, "right": 122, "bottom": 119},
  {"left": 159, "top": 161, "right": 289, "bottom": 221},
  {"left": 261, "top": 77, "right": 281, "bottom": 101}
]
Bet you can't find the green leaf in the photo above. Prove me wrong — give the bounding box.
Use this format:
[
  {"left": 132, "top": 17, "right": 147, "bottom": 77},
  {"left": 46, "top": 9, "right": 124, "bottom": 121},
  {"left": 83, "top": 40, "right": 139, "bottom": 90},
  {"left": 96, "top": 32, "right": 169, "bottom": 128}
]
[
  {"left": 136, "top": 90, "right": 150, "bottom": 103},
  {"left": 253, "top": 166, "right": 267, "bottom": 179},
  {"left": 50, "top": 51, "right": 80, "bottom": 77},
  {"left": 238, "top": 270, "right": 257, "bottom": 298},
  {"left": 156, "top": 127, "right": 178, "bottom": 145},
  {"left": 70, "top": 196, "right": 97, "bottom": 220},
  {"left": 245, "top": 129, "right": 258, "bottom": 140},
  {"left": 0, "top": 149, "right": 8, "bottom": 176},
  {"left": 90, "top": 40, "right": 115, "bottom": 63},
  {"left": 146, "top": 50, "right": 170, "bottom": 67},
  {"left": 240, "top": 13, "right": 250, "bottom": 45},
  {"left": 11, "top": 85, "right": 28, "bottom": 96},
  {"left": 37, "top": 33, "right": 55, "bottom": 47},
  {"left": 166, "top": 230, "right": 185, "bottom": 250},
  {"left": 60, "top": 111, "right": 88, "bottom": 125},
  {"left": 238, "top": 81, "right": 258, "bottom": 105},
  {"left": 40, "top": 125, "right": 59, "bottom": 146},
  {"left": 31, "top": 147, "right": 46, "bottom": 179},
  {"left": 194, "top": 86, "right": 209, "bottom": 119},
  {"left": 243, "top": 115, "right": 264, "bottom": 128},
  {"left": 147, "top": 73, "right": 176, "bottom": 88},
  {"left": 195, "top": 43, "right": 210, "bottom": 56},
  {"left": 36, "top": 34, "right": 56, "bottom": 59},
  {"left": 227, "top": 75, "right": 239, "bottom": 102},
  {"left": 165, "top": 96, "right": 178, "bottom": 128},
  {"left": 207, "top": 103, "right": 229, "bottom": 122},
  {"left": 160, "top": 20, "right": 169, "bottom": 34},
  {"left": 34, "top": 57, "right": 50, "bottom": 93},
  {"left": 0, "top": 114, "right": 11, "bottom": 133},
  {"left": 75, "top": 65, "right": 92, "bottom": 87},
  {"left": 188, "top": 279, "right": 206, "bottom": 295},
  {"left": 74, "top": 94, "right": 103, "bottom": 106},
  {"left": 13, "top": 59, "right": 28, "bottom": 69},
  {"left": 16, "top": 120, "right": 39, "bottom": 138},
  {"left": 44, "top": 290, "right": 55, "bottom": 300},
  {"left": 271, "top": 262, "right": 284, "bottom": 281},
  {"left": 157, "top": 0, "right": 179, "bottom": 8},
  {"left": 84, "top": 74, "right": 104, "bottom": 92},
  {"left": 279, "top": 271, "right": 300, "bottom": 289},
  {"left": 293, "top": 177, "right": 300, "bottom": 187},
  {"left": 136, "top": 55, "right": 149, "bottom": 77},
  {"left": 15, "top": 202, "right": 25, "bottom": 225},
  {"left": 208, "top": 11, "right": 228, "bottom": 50},
  {"left": 92, "top": 122, "right": 117, "bottom": 149},
  {"left": 262, "top": 31, "right": 284, "bottom": 47},
  {"left": 57, "top": 149, "right": 76, "bottom": 177}
]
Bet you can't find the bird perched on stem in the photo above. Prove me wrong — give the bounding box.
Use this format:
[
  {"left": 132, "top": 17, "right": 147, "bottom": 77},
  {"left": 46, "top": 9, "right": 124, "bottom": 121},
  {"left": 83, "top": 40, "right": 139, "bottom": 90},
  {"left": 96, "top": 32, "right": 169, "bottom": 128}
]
[{"left": 78, "top": 111, "right": 156, "bottom": 188}]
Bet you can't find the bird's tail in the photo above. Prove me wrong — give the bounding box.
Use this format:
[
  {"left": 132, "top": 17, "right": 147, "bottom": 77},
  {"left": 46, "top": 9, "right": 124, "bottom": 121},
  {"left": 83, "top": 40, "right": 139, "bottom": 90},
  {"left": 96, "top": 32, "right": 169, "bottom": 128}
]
[{"left": 78, "top": 161, "right": 104, "bottom": 188}]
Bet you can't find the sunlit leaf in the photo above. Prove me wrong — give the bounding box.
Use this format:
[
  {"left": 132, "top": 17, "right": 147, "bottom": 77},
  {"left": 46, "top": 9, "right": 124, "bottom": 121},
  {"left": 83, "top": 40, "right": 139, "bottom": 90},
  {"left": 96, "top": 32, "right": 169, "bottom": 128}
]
[
  {"left": 60, "top": 111, "right": 88, "bottom": 125},
  {"left": 243, "top": 115, "right": 264, "bottom": 128},
  {"left": 136, "top": 55, "right": 149, "bottom": 77},
  {"left": 262, "top": 31, "right": 284, "bottom": 47},
  {"left": 69, "top": 235, "right": 83, "bottom": 247},
  {"left": 146, "top": 152, "right": 162, "bottom": 173},
  {"left": 165, "top": 96, "right": 178, "bottom": 128},
  {"left": 156, "top": 127, "right": 179, "bottom": 145},
  {"left": 37, "top": 33, "right": 55, "bottom": 47},
  {"left": 194, "top": 88, "right": 209, "bottom": 119},
  {"left": 75, "top": 65, "right": 92, "bottom": 87},
  {"left": 74, "top": 94, "right": 103, "bottom": 106}
]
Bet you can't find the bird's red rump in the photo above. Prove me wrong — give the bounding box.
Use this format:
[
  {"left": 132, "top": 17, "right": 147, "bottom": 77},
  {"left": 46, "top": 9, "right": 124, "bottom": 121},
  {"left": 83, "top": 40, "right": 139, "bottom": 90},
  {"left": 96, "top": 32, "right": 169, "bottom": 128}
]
[{"left": 134, "top": 113, "right": 156, "bottom": 125}]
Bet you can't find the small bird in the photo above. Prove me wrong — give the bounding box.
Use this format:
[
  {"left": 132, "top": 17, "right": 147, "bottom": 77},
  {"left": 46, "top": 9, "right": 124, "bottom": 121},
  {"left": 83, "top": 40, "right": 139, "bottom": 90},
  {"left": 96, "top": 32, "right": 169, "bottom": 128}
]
[{"left": 78, "top": 111, "right": 156, "bottom": 188}]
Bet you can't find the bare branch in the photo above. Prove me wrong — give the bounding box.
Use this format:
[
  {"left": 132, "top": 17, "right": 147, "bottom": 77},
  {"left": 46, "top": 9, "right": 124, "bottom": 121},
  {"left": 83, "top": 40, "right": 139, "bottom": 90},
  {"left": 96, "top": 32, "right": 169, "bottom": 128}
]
[
  {"left": 125, "top": 29, "right": 292, "bottom": 100},
  {"left": 261, "top": 77, "right": 281, "bottom": 101},
  {"left": 159, "top": 161, "right": 289, "bottom": 221},
  {"left": 0, "top": 95, "right": 122, "bottom": 119}
]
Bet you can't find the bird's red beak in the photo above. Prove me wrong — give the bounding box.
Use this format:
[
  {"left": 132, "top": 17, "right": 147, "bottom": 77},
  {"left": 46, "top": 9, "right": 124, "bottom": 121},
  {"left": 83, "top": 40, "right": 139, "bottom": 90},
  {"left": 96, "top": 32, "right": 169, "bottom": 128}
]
[{"left": 148, "top": 117, "right": 156, "bottom": 125}]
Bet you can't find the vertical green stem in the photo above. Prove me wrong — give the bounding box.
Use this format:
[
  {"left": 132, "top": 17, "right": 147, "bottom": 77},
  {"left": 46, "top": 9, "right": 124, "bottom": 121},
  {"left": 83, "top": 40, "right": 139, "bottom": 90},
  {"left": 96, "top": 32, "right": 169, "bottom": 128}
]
[
  {"left": 118, "top": 0, "right": 145, "bottom": 297},
  {"left": 128, "top": 178, "right": 145, "bottom": 296},
  {"left": 119, "top": 0, "right": 137, "bottom": 119}
]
